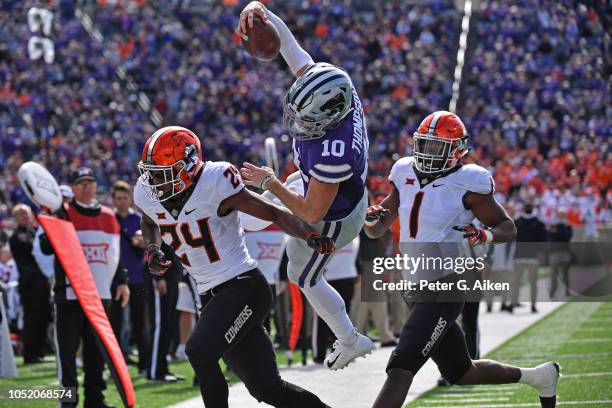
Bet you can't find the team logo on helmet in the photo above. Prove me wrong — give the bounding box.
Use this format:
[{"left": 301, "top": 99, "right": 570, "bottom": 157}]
[
  {"left": 138, "top": 126, "right": 203, "bottom": 202},
  {"left": 283, "top": 63, "right": 354, "bottom": 140},
  {"left": 413, "top": 111, "right": 469, "bottom": 174}
]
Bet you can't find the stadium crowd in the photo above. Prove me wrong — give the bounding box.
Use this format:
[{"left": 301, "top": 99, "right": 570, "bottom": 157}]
[
  {"left": 1, "top": 0, "right": 609, "bottom": 230},
  {"left": 0, "top": 0, "right": 609, "bottom": 396}
]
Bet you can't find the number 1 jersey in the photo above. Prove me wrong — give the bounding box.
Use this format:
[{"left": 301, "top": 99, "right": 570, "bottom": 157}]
[
  {"left": 134, "top": 161, "right": 257, "bottom": 294},
  {"left": 389, "top": 156, "right": 494, "bottom": 243}
]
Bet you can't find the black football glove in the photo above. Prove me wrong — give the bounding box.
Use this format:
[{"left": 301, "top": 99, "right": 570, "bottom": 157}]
[
  {"left": 145, "top": 244, "right": 171, "bottom": 275},
  {"left": 365, "top": 205, "right": 390, "bottom": 223},
  {"left": 452, "top": 223, "right": 493, "bottom": 245},
  {"left": 306, "top": 232, "right": 335, "bottom": 254}
]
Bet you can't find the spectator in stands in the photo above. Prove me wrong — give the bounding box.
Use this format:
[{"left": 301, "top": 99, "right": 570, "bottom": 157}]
[{"left": 8, "top": 204, "right": 51, "bottom": 364}]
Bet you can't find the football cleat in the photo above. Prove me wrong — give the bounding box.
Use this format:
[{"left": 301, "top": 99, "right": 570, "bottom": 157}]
[{"left": 325, "top": 330, "right": 374, "bottom": 370}]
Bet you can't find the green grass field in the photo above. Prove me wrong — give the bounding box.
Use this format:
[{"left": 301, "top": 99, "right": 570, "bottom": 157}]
[
  {"left": 2, "top": 302, "right": 610, "bottom": 407},
  {"left": 405, "top": 301, "right": 612, "bottom": 408},
  {"left": 0, "top": 346, "right": 311, "bottom": 408}
]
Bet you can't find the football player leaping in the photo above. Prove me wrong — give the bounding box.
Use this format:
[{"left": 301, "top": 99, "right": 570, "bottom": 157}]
[
  {"left": 364, "top": 111, "right": 560, "bottom": 408},
  {"left": 134, "top": 126, "right": 333, "bottom": 407},
  {"left": 237, "top": 1, "right": 374, "bottom": 370}
]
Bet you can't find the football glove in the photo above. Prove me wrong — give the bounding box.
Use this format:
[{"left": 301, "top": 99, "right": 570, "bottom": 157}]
[
  {"left": 306, "top": 232, "right": 335, "bottom": 254},
  {"left": 145, "top": 244, "right": 171, "bottom": 275},
  {"left": 365, "top": 205, "right": 390, "bottom": 225},
  {"left": 452, "top": 223, "right": 493, "bottom": 245}
]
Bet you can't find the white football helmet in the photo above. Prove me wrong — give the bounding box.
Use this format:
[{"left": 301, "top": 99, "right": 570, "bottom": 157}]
[{"left": 283, "top": 63, "right": 354, "bottom": 140}]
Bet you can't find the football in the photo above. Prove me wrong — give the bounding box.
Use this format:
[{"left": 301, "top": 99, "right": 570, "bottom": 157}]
[
  {"left": 241, "top": 14, "right": 280, "bottom": 61},
  {"left": 17, "top": 161, "right": 62, "bottom": 211}
]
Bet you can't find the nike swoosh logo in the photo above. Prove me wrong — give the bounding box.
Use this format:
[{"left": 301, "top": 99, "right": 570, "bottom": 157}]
[
  {"left": 326, "top": 353, "right": 340, "bottom": 368},
  {"left": 185, "top": 208, "right": 196, "bottom": 215},
  {"left": 236, "top": 275, "right": 251, "bottom": 280},
  {"left": 432, "top": 183, "right": 444, "bottom": 188}
]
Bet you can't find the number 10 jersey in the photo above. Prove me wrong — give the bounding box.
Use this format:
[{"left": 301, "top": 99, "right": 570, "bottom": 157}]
[{"left": 134, "top": 161, "right": 257, "bottom": 294}]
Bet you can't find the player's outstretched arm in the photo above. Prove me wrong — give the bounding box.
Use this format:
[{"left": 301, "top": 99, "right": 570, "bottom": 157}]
[
  {"left": 240, "top": 162, "right": 338, "bottom": 225},
  {"left": 219, "top": 189, "right": 335, "bottom": 254},
  {"left": 239, "top": 1, "right": 314, "bottom": 77},
  {"left": 457, "top": 192, "right": 517, "bottom": 244},
  {"left": 363, "top": 186, "right": 400, "bottom": 239}
]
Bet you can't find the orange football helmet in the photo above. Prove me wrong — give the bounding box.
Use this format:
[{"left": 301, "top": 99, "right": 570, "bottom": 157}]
[
  {"left": 413, "top": 111, "right": 469, "bottom": 174},
  {"left": 138, "top": 126, "right": 203, "bottom": 202}
]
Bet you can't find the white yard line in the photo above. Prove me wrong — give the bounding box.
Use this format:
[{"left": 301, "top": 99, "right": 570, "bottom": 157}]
[
  {"left": 562, "top": 371, "right": 612, "bottom": 378},
  {"left": 414, "top": 401, "right": 612, "bottom": 408},
  {"left": 422, "top": 397, "right": 511, "bottom": 403}
]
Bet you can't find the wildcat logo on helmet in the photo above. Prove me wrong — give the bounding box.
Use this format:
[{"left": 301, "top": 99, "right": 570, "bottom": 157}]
[{"left": 283, "top": 63, "right": 355, "bottom": 140}]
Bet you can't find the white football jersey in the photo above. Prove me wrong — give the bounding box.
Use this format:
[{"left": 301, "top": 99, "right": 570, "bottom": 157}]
[
  {"left": 134, "top": 161, "right": 257, "bottom": 294},
  {"left": 389, "top": 157, "right": 494, "bottom": 243},
  {"left": 245, "top": 225, "right": 286, "bottom": 285}
]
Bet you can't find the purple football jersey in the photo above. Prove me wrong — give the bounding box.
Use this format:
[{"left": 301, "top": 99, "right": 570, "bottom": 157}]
[{"left": 292, "top": 89, "right": 369, "bottom": 221}]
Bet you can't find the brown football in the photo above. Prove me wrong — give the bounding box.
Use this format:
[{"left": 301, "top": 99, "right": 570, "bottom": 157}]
[{"left": 241, "top": 15, "right": 280, "bottom": 61}]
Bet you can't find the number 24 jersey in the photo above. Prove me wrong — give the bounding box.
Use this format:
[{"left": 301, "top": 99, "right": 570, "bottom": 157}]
[{"left": 134, "top": 161, "right": 257, "bottom": 294}]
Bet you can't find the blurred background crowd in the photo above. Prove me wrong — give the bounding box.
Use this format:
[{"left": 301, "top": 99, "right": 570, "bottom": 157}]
[
  {"left": 0, "top": 0, "right": 610, "bottom": 394},
  {"left": 1, "top": 0, "right": 609, "bottom": 230}
]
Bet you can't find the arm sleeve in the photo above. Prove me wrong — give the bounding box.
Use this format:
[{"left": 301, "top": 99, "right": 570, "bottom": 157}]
[
  {"left": 263, "top": 6, "right": 314, "bottom": 75},
  {"left": 112, "top": 256, "right": 128, "bottom": 286},
  {"left": 38, "top": 233, "right": 54, "bottom": 256}
]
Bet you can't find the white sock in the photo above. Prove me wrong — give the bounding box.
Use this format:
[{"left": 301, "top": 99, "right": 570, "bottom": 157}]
[
  {"left": 301, "top": 279, "right": 355, "bottom": 345},
  {"left": 519, "top": 363, "right": 557, "bottom": 397},
  {"left": 264, "top": 7, "right": 314, "bottom": 75},
  {"left": 518, "top": 367, "right": 539, "bottom": 387}
]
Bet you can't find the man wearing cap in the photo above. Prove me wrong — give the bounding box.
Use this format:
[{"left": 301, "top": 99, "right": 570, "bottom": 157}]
[{"left": 41, "top": 167, "right": 130, "bottom": 408}]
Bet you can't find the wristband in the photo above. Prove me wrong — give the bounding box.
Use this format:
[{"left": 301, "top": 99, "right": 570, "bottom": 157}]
[
  {"left": 482, "top": 229, "right": 494, "bottom": 243},
  {"left": 364, "top": 219, "right": 378, "bottom": 227},
  {"left": 260, "top": 174, "right": 276, "bottom": 190}
]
